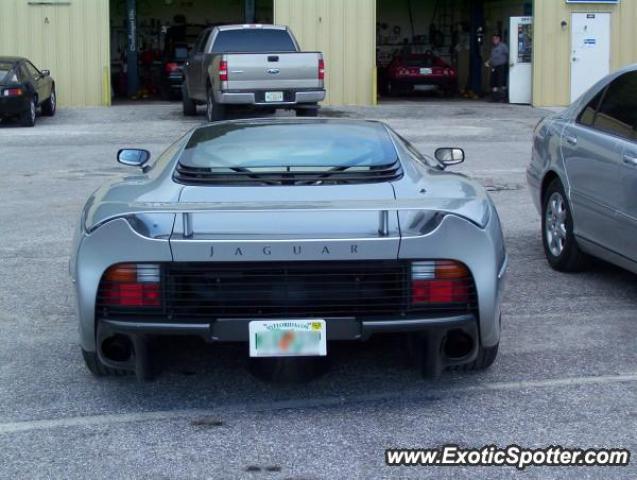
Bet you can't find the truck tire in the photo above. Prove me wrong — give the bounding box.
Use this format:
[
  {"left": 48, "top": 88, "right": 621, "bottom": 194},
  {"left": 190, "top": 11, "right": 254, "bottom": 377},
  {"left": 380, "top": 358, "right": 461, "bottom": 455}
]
[
  {"left": 182, "top": 84, "right": 197, "bottom": 116},
  {"left": 81, "top": 349, "right": 130, "bottom": 377},
  {"left": 41, "top": 88, "right": 56, "bottom": 116},
  {"left": 206, "top": 87, "right": 225, "bottom": 122},
  {"left": 296, "top": 103, "right": 319, "bottom": 117},
  {"left": 20, "top": 97, "right": 36, "bottom": 127}
]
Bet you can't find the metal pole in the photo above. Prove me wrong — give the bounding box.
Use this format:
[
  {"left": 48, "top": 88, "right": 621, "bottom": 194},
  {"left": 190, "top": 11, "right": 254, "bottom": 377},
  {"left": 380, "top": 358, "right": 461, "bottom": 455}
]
[
  {"left": 126, "top": 0, "right": 139, "bottom": 97},
  {"left": 244, "top": 0, "right": 256, "bottom": 23}
]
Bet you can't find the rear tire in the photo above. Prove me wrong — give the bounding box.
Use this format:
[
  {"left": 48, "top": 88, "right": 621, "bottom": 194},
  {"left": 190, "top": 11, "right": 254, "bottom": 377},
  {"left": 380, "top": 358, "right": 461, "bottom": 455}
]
[
  {"left": 542, "top": 178, "right": 591, "bottom": 272},
  {"left": 41, "top": 88, "right": 56, "bottom": 116},
  {"left": 451, "top": 343, "right": 499, "bottom": 372},
  {"left": 81, "top": 349, "right": 130, "bottom": 377},
  {"left": 20, "top": 97, "right": 36, "bottom": 127},
  {"left": 182, "top": 84, "right": 196, "bottom": 116},
  {"left": 206, "top": 87, "right": 225, "bottom": 122}
]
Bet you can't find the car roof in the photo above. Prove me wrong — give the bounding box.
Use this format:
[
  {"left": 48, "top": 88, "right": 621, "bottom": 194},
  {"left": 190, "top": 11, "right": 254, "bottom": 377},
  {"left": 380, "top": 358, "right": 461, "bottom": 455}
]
[
  {"left": 0, "top": 57, "right": 24, "bottom": 65},
  {"left": 214, "top": 24, "right": 288, "bottom": 32},
  {"left": 191, "top": 118, "right": 386, "bottom": 132}
]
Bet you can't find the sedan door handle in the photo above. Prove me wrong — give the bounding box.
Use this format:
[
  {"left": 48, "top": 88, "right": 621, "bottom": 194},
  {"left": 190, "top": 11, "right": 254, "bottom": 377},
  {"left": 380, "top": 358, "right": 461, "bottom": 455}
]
[
  {"left": 623, "top": 153, "right": 637, "bottom": 167},
  {"left": 564, "top": 135, "right": 578, "bottom": 146}
]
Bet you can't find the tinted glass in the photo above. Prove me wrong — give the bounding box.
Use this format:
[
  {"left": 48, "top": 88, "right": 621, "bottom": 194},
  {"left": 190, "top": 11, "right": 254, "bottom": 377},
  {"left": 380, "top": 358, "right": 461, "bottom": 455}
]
[
  {"left": 577, "top": 89, "right": 604, "bottom": 126},
  {"left": 25, "top": 62, "right": 40, "bottom": 77},
  {"left": 212, "top": 29, "right": 296, "bottom": 53},
  {"left": 402, "top": 55, "right": 434, "bottom": 68},
  {"left": 180, "top": 122, "right": 397, "bottom": 169},
  {"left": 593, "top": 72, "right": 637, "bottom": 141},
  {"left": 0, "top": 62, "right": 16, "bottom": 81}
]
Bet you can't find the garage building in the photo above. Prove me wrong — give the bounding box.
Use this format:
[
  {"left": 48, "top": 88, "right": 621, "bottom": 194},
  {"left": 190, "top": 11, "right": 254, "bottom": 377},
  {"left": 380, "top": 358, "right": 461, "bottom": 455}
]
[{"left": 0, "top": 0, "right": 636, "bottom": 107}]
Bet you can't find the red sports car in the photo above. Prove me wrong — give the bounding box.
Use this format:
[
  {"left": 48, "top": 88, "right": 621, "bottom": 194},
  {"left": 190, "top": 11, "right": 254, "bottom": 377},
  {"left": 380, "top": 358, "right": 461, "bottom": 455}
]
[{"left": 385, "top": 52, "right": 457, "bottom": 97}]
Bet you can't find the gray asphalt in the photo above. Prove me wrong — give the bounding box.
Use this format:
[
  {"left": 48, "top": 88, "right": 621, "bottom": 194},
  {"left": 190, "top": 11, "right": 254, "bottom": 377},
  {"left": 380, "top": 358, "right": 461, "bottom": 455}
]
[{"left": 0, "top": 101, "right": 635, "bottom": 479}]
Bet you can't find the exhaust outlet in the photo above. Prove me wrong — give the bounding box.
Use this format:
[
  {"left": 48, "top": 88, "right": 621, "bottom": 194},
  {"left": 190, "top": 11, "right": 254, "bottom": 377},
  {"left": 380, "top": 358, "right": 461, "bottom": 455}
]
[
  {"left": 100, "top": 334, "right": 133, "bottom": 363},
  {"left": 444, "top": 329, "right": 474, "bottom": 360}
]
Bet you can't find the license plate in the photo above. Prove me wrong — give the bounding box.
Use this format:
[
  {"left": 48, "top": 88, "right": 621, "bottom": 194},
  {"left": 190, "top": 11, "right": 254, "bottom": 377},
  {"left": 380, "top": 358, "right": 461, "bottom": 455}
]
[
  {"left": 419, "top": 68, "right": 433, "bottom": 75},
  {"left": 264, "top": 91, "right": 284, "bottom": 102},
  {"left": 249, "top": 319, "right": 326, "bottom": 357}
]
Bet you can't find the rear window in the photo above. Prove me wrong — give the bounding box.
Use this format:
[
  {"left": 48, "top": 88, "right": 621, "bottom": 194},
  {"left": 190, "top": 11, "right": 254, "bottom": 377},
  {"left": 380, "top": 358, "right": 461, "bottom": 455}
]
[
  {"left": 181, "top": 122, "right": 397, "bottom": 169},
  {"left": 0, "top": 63, "right": 16, "bottom": 81},
  {"left": 212, "top": 29, "right": 297, "bottom": 53},
  {"left": 402, "top": 56, "right": 434, "bottom": 67}
]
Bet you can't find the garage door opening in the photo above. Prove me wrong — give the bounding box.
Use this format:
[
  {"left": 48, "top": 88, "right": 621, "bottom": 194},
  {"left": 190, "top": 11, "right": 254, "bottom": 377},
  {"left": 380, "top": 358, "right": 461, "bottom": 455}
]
[
  {"left": 376, "top": 0, "right": 532, "bottom": 103},
  {"left": 109, "top": 0, "right": 273, "bottom": 102}
]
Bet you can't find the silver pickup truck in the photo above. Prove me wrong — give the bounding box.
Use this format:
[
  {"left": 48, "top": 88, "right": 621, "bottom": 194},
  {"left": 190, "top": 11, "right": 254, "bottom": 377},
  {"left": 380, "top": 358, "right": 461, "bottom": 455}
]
[{"left": 182, "top": 24, "right": 325, "bottom": 121}]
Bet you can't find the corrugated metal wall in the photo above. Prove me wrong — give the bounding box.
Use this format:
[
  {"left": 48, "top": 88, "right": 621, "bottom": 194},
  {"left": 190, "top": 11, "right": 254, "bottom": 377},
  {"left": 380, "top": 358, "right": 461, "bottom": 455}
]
[
  {"left": 274, "top": 0, "right": 376, "bottom": 106},
  {"left": 0, "top": 0, "right": 110, "bottom": 107},
  {"left": 533, "top": 0, "right": 637, "bottom": 107}
]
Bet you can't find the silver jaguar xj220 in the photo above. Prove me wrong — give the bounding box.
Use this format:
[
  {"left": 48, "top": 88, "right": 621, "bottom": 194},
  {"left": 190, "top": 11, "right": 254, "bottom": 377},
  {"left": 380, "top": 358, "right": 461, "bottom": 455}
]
[{"left": 71, "top": 119, "right": 507, "bottom": 379}]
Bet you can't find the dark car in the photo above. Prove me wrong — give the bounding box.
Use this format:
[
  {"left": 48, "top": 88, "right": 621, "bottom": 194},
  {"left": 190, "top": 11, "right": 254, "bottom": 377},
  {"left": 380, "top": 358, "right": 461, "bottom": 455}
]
[
  {"left": 385, "top": 51, "right": 457, "bottom": 97},
  {"left": 0, "top": 56, "right": 56, "bottom": 126},
  {"left": 161, "top": 24, "right": 208, "bottom": 100}
]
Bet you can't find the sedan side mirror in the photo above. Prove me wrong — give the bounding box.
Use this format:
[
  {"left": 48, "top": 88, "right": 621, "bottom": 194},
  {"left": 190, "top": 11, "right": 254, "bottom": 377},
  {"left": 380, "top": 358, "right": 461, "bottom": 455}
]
[
  {"left": 117, "top": 148, "right": 150, "bottom": 167},
  {"left": 40, "top": 69, "right": 50, "bottom": 77},
  {"left": 435, "top": 147, "right": 465, "bottom": 167}
]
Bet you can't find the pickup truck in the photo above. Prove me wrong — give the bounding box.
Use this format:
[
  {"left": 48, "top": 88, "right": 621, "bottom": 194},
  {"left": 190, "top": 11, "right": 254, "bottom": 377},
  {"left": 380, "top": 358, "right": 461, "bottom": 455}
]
[{"left": 182, "top": 24, "right": 325, "bottom": 121}]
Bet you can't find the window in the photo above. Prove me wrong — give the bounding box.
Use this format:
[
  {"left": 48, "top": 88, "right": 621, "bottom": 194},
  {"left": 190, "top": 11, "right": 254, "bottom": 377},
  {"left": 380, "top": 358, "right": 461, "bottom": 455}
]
[
  {"left": 577, "top": 89, "right": 604, "bottom": 126},
  {"left": 211, "top": 29, "right": 297, "bottom": 53},
  {"left": 592, "top": 72, "right": 637, "bottom": 141},
  {"left": 25, "top": 61, "right": 40, "bottom": 78},
  {"left": 0, "top": 63, "right": 17, "bottom": 82}
]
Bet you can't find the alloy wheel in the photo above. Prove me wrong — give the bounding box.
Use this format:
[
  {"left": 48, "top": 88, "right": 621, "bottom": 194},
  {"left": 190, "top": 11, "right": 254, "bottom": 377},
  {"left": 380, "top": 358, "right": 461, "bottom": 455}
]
[{"left": 545, "top": 191, "right": 567, "bottom": 257}]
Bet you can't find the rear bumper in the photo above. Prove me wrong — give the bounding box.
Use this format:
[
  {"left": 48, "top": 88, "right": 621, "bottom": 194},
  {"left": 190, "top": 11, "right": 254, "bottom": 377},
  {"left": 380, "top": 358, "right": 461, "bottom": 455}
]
[
  {"left": 0, "top": 95, "right": 29, "bottom": 116},
  {"left": 99, "top": 313, "right": 477, "bottom": 342},
  {"left": 215, "top": 88, "right": 325, "bottom": 106}
]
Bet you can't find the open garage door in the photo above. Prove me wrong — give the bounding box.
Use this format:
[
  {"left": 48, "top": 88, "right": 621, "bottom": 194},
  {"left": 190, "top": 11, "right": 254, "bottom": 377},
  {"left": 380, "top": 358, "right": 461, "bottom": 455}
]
[
  {"left": 376, "top": 0, "right": 532, "bottom": 103},
  {"left": 109, "top": 0, "right": 273, "bottom": 102}
]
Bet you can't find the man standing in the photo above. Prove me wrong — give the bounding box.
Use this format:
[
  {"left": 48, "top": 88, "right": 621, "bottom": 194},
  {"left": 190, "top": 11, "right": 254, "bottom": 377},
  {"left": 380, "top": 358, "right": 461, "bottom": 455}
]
[{"left": 486, "top": 34, "right": 509, "bottom": 102}]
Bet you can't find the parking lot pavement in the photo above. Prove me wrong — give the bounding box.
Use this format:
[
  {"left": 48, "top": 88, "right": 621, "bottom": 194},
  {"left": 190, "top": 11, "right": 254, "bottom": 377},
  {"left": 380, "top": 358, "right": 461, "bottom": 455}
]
[{"left": 0, "top": 102, "right": 635, "bottom": 479}]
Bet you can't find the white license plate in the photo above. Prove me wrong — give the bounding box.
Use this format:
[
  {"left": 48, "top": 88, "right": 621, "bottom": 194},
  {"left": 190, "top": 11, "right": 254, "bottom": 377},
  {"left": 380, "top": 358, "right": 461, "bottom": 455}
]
[
  {"left": 249, "top": 319, "right": 326, "bottom": 357},
  {"left": 419, "top": 68, "right": 433, "bottom": 75},
  {"left": 264, "top": 91, "right": 284, "bottom": 102}
]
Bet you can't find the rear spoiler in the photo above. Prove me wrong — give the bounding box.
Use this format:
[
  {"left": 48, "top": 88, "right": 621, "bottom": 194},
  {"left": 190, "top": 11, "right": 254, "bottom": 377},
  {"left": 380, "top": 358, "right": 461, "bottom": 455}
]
[{"left": 85, "top": 198, "right": 490, "bottom": 235}]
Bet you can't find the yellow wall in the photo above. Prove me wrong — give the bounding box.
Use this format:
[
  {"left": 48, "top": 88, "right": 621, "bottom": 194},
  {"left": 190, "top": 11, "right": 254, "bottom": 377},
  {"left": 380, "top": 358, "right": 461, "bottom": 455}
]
[
  {"left": 533, "top": 0, "right": 637, "bottom": 107},
  {"left": 0, "top": 0, "right": 111, "bottom": 107},
  {"left": 274, "top": 0, "right": 376, "bottom": 106}
]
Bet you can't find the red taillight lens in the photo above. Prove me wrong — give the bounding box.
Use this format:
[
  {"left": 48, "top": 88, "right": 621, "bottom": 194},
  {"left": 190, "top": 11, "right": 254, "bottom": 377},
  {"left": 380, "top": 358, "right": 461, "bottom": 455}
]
[
  {"left": 318, "top": 58, "right": 325, "bottom": 80},
  {"left": 164, "top": 62, "right": 179, "bottom": 73},
  {"left": 2, "top": 88, "right": 23, "bottom": 97},
  {"left": 411, "top": 261, "right": 470, "bottom": 304},
  {"left": 101, "top": 264, "right": 161, "bottom": 307},
  {"left": 219, "top": 60, "right": 228, "bottom": 81}
]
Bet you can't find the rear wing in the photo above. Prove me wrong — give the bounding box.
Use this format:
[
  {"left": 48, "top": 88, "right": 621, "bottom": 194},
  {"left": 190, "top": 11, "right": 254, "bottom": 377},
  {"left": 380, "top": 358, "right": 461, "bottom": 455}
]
[{"left": 85, "top": 198, "right": 490, "bottom": 235}]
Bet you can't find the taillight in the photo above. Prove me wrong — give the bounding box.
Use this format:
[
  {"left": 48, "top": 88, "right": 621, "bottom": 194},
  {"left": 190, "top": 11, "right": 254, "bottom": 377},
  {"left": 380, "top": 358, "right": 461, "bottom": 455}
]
[
  {"left": 318, "top": 58, "right": 325, "bottom": 80},
  {"left": 101, "top": 263, "right": 161, "bottom": 307},
  {"left": 411, "top": 261, "right": 471, "bottom": 304},
  {"left": 164, "top": 62, "right": 179, "bottom": 73},
  {"left": 2, "top": 88, "right": 23, "bottom": 97},
  {"left": 219, "top": 60, "right": 228, "bottom": 81}
]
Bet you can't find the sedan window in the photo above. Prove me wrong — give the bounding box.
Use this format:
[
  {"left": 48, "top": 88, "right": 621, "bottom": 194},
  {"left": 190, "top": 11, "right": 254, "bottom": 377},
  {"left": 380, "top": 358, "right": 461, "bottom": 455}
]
[
  {"left": 592, "top": 71, "right": 637, "bottom": 141},
  {"left": 0, "top": 63, "right": 16, "bottom": 81}
]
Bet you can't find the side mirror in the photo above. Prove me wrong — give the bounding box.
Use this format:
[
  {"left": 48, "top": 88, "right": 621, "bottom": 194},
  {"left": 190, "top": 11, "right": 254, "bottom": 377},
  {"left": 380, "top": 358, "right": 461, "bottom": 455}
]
[
  {"left": 40, "top": 69, "right": 50, "bottom": 77},
  {"left": 435, "top": 147, "right": 464, "bottom": 167},
  {"left": 117, "top": 148, "right": 150, "bottom": 167}
]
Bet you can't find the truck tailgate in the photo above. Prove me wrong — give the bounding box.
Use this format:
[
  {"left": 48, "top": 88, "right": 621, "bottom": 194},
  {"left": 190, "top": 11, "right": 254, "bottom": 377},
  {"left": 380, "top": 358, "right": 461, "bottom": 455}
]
[{"left": 225, "top": 52, "right": 322, "bottom": 91}]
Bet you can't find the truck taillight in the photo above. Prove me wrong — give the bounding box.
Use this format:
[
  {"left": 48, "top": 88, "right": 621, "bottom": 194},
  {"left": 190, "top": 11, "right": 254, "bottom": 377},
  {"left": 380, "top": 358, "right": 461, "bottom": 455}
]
[
  {"left": 219, "top": 60, "right": 228, "bottom": 81},
  {"left": 411, "top": 261, "right": 470, "bottom": 304},
  {"left": 101, "top": 263, "right": 161, "bottom": 307},
  {"left": 318, "top": 58, "right": 325, "bottom": 80},
  {"left": 164, "top": 62, "right": 179, "bottom": 73}
]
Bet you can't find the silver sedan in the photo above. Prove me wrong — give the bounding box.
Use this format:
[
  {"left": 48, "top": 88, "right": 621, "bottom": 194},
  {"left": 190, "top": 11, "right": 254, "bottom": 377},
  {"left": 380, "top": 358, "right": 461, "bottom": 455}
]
[{"left": 527, "top": 64, "right": 637, "bottom": 273}]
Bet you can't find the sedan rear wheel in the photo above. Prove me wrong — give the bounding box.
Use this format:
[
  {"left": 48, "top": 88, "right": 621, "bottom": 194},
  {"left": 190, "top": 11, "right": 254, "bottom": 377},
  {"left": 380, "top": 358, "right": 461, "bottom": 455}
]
[
  {"left": 20, "top": 97, "right": 36, "bottom": 127},
  {"left": 542, "top": 178, "right": 590, "bottom": 271}
]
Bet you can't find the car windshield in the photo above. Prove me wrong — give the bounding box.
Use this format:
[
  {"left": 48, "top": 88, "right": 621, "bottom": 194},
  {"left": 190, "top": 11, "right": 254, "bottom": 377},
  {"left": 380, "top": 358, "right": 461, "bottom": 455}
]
[
  {"left": 212, "top": 29, "right": 297, "bottom": 53},
  {"left": 179, "top": 122, "right": 398, "bottom": 171}
]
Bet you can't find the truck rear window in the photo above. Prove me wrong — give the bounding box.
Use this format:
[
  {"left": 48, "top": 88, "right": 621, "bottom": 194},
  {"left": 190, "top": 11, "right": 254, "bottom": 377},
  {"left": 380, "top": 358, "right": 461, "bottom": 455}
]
[{"left": 212, "top": 29, "right": 297, "bottom": 53}]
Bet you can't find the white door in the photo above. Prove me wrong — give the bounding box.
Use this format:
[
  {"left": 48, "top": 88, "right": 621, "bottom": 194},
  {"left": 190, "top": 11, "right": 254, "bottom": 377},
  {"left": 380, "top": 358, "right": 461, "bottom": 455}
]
[
  {"left": 508, "top": 16, "right": 533, "bottom": 104},
  {"left": 570, "top": 13, "right": 610, "bottom": 103}
]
